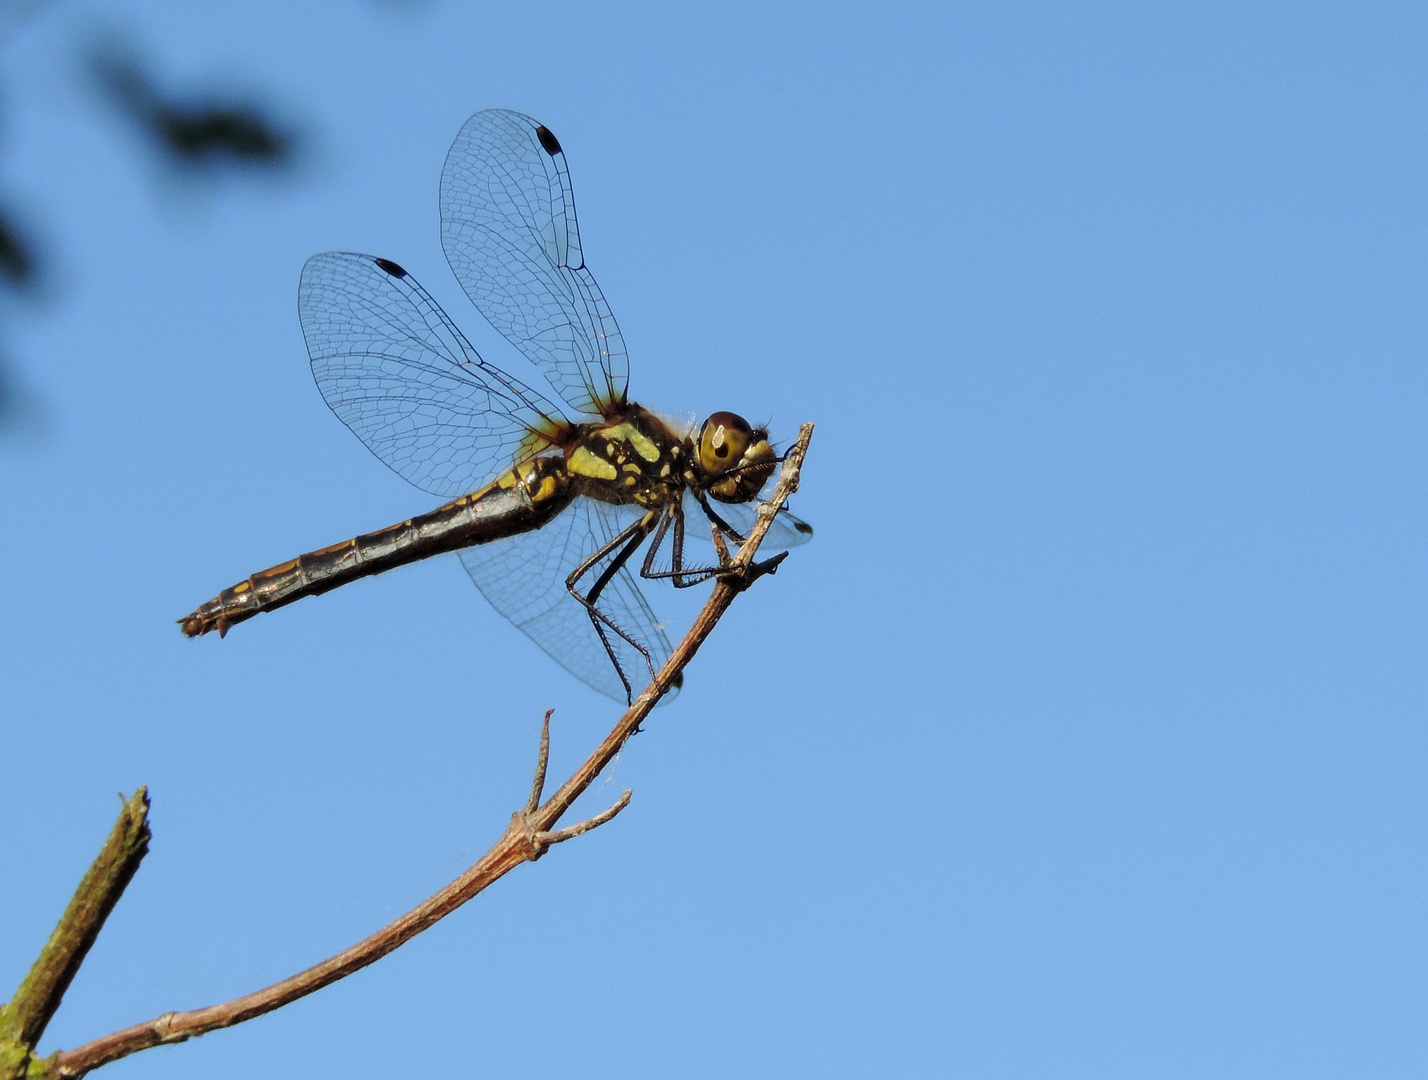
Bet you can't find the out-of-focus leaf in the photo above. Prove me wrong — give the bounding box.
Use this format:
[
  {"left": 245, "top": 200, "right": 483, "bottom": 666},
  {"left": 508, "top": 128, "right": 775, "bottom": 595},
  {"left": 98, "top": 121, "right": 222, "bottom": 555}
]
[
  {"left": 87, "top": 41, "right": 298, "bottom": 170},
  {"left": 0, "top": 207, "right": 37, "bottom": 287}
]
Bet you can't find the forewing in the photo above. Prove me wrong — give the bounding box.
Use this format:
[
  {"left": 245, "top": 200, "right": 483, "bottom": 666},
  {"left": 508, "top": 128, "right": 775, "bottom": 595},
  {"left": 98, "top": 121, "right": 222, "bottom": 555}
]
[
  {"left": 440, "top": 109, "right": 628, "bottom": 418},
  {"left": 459, "top": 500, "right": 676, "bottom": 704},
  {"left": 300, "top": 251, "right": 571, "bottom": 499}
]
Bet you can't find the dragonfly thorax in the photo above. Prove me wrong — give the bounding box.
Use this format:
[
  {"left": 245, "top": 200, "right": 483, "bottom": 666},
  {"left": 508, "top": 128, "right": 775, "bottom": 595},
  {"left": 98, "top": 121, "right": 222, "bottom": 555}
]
[{"left": 565, "top": 409, "right": 688, "bottom": 510}]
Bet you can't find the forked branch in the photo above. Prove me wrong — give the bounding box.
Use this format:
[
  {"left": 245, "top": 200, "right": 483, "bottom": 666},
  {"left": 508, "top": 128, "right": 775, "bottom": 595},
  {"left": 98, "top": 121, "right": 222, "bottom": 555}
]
[{"left": 18, "top": 422, "right": 813, "bottom": 1080}]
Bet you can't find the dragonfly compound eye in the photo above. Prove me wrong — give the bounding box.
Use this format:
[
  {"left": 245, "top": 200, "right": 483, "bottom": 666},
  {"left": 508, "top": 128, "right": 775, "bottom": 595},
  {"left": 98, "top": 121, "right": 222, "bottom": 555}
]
[
  {"left": 698, "top": 411, "right": 777, "bottom": 502},
  {"left": 697, "top": 411, "right": 752, "bottom": 473}
]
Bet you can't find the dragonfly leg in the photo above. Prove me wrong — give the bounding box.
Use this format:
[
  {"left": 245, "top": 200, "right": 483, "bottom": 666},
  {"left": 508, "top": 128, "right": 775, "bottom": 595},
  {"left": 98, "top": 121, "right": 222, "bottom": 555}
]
[
  {"left": 567, "top": 512, "right": 660, "bottom": 702},
  {"left": 656, "top": 491, "right": 793, "bottom": 591},
  {"left": 695, "top": 491, "right": 747, "bottom": 544},
  {"left": 639, "top": 500, "right": 719, "bottom": 591}
]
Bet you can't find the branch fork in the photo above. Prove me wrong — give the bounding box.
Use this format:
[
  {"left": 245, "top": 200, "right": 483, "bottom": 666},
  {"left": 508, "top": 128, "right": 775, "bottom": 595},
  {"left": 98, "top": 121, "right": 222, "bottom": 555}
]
[{"left": 514, "top": 709, "right": 632, "bottom": 862}]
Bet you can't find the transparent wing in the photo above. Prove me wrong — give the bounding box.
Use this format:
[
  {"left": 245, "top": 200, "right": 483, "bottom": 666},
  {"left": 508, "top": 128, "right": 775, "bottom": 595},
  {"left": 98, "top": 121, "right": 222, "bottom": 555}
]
[
  {"left": 300, "top": 251, "right": 572, "bottom": 499},
  {"left": 459, "top": 500, "right": 677, "bottom": 704},
  {"left": 440, "top": 109, "right": 628, "bottom": 418},
  {"left": 682, "top": 491, "right": 815, "bottom": 552}
]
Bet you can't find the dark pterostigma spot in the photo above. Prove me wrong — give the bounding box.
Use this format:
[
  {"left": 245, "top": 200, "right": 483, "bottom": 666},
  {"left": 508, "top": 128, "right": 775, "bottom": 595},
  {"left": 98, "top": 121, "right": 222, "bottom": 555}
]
[
  {"left": 374, "top": 258, "right": 407, "bottom": 278},
  {"left": 536, "top": 125, "right": 562, "bottom": 156}
]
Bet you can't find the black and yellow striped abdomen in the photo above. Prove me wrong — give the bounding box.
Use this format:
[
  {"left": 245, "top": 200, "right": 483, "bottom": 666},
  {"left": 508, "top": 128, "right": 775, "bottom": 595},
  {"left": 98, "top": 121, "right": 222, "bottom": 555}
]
[{"left": 179, "top": 455, "right": 575, "bottom": 638}]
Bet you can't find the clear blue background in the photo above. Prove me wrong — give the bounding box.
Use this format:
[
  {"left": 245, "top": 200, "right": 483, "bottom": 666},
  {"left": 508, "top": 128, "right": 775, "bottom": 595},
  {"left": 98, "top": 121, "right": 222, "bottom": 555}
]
[{"left": 3, "top": 1, "right": 1426, "bottom": 1077}]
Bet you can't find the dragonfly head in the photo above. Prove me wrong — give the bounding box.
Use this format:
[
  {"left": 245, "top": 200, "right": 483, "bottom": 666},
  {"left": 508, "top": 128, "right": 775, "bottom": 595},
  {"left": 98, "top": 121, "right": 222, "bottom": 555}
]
[{"left": 694, "top": 411, "right": 777, "bottom": 503}]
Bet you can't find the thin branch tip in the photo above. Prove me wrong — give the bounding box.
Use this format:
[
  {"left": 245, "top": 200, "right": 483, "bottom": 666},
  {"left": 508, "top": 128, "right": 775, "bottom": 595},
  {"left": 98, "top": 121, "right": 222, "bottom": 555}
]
[
  {"left": 527, "top": 709, "right": 553, "bottom": 813},
  {"left": 536, "top": 790, "right": 632, "bottom": 846}
]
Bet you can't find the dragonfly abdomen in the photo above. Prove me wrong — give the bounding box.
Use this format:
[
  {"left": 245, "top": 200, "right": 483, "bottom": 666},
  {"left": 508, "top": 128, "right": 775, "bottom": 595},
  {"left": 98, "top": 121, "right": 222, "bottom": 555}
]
[{"left": 180, "top": 456, "right": 574, "bottom": 638}]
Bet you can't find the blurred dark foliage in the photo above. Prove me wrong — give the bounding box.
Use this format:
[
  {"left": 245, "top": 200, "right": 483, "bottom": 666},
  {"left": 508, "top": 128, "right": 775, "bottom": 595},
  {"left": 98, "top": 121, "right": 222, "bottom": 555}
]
[
  {"left": 1, "top": 27, "right": 310, "bottom": 430},
  {"left": 0, "top": 354, "right": 11, "bottom": 421},
  {"left": 0, "top": 207, "right": 35, "bottom": 287},
  {"left": 88, "top": 43, "right": 297, "bottom": 169},
  {"left": 0, "top": 208, "right": 39, "bottom": 425}
]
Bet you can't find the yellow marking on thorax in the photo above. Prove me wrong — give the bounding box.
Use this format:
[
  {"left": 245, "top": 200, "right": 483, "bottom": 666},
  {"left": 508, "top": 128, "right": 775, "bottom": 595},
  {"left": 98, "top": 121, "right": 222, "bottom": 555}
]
[
  {"left": 570, "top": 445, "right": 618, "bottom": 480},
  {"left": 600, "top": 422, "right": 661, "bottom": 463}
]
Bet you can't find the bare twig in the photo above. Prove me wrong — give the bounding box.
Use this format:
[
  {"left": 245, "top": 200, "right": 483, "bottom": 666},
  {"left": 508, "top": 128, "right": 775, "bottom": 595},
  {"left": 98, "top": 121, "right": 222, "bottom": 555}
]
[
  {"left": 1, "top": 790, "right": 151, "bottom": 1080},
  {"left": 526, "top": 709, "right": 553, "bottom": 814},
  {"left": 535, "top": 790, "right": 633, "bottom": 846},
  {"left": 39, "top": 422, "right": 814, "bottom": 1080},
  {"left": 710, "top": 519, "right": 731, "bottom": 564}
]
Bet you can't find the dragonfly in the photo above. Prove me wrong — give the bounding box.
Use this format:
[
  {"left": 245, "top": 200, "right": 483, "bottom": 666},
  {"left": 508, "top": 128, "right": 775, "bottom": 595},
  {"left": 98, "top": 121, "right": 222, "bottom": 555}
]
[{"left": 180, "top": 108, "right": 811, "bottom": 703}]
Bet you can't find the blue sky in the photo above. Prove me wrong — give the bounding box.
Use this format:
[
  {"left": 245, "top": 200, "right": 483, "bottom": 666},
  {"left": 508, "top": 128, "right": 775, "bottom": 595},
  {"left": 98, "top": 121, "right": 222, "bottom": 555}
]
[{"left": 2, "top": 1, "right": 1426, "bottom": 1077}]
